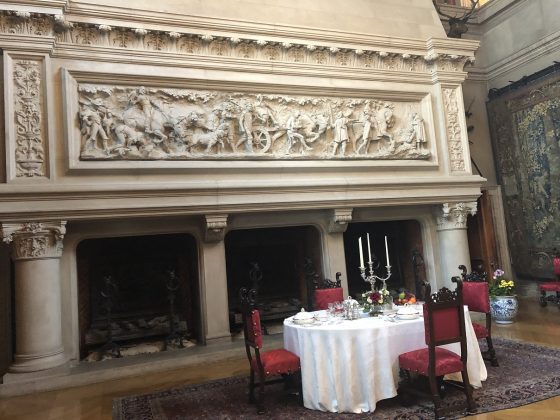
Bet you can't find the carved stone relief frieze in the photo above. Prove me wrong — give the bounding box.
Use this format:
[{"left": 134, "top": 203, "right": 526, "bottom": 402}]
[
  {"left": 75, "top": 83, "right": 432, "bottom": 161},
  {"left": 1, "top": 221, "right": 67, "bottom": 260},
  {"left": 442, "top": 88, "right": 466, "bottom": 172},
  {"left": 0, "top": 10, "right": 474, "bottom": 75},
  {"left": 13, "top": 59, "right": 46, "bottom": 177}
]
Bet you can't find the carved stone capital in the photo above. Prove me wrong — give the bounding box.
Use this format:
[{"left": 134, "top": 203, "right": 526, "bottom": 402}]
[
  {"left": 204, "top": 215, "right": 228, "bottom": 242},
  {"left": 328, "top": 208, "right": 353, "bottom": 233},
  {"left": 436, "top": 202, "right": 477, "bottom": 231},
  {"left": 1, "top": 221, "right": 67, "bottom": 260}
]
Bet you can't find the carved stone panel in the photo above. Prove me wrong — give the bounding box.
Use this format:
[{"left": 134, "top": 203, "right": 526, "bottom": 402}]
[
  {"left": 75, "top": 83, "right": 432, "bottom": 161},
  {"left": 11, "top": 58, "right": 47, "bottom": 178},
  {"left": 443, "top": 88, "right": 466, "bottom": 172}
]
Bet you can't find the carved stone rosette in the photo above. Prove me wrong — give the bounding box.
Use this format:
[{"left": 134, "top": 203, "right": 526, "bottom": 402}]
[
  {"left": 436, "top": 202, "right": 477, "bottom": 231},
  {"left": 1, "top": 221, "right": 67, "bottom": 260},
  {"left": 13, "top": 59, "right": 46, "bottom": 177},
  {"left": 328, "top": 208, "right": 353, "bottom": 233},
  {"left": 442, "top": 88, "right": 466, "bottom": 172},
  {"left": 204, "top": 214, "right": 228, "bottom": 242}
]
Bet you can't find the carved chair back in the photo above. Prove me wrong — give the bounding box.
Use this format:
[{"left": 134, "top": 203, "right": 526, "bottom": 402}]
[
  {"left": 423, "top": 279, "right": 468, "bottom": 370},
  {"left": 239, "top": 287, "right": 264, "bottom": 364}
]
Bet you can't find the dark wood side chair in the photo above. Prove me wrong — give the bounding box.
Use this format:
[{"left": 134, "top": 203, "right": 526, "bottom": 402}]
[
  {"left": 313, "top": 271, "right": 344, "bottom": 310},
  {"left": 239, "top": 287, "right": 301, "bottom": 414},
  {"left": 398, "top": 279, "right": 476, "bottom": 419}
]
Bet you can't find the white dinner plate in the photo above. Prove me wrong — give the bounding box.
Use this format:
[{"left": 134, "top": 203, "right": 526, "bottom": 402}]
[{"left": 396, "top": 313, "right": 419, "bottom": 320}]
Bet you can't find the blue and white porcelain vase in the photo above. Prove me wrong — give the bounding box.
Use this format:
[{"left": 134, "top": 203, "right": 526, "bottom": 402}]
[{"left": 490, "top": 296, "right": 518, "bottom": 324}]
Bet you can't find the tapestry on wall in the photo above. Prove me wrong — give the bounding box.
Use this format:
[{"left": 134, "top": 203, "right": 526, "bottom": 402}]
[{"left": 487, "top": 70, "right": 560, "bottom": 278}]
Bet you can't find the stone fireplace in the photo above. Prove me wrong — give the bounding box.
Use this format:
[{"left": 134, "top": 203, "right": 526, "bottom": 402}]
[
  {"left": 0, "top": 0, "right": 488, "bottom": 395},
  {"left": 225, "top": 225, "right": 321, "bottom": 329},
  {"left": 76, "top": 234, "right": 200, "bottom": 359}
]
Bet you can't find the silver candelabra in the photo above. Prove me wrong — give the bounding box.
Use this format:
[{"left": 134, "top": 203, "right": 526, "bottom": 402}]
[{"left": 360, "top": 261, "right": 392, "bottom": 292}]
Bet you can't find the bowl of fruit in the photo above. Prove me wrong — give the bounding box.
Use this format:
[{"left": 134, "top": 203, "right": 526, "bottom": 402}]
[{"left": 393, "top": 290, "right": 417, "bottom": 306}]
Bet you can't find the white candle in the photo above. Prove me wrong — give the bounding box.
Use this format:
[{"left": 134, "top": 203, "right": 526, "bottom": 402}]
[
  {"left": 367, "top": 233, "right": 372, "bottom": 263},
  {"left": 385, "top": 235, "right": 390, "bottom": 266},
  {"left": 358, "top": 237, "right": 364, "bottom": 268}
]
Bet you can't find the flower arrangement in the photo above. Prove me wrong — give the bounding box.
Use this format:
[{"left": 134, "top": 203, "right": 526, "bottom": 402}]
[
  {"left": 360, "top": 288, "right": 391, "bottom": 312},
  {"left": 489, "top": 268, "right": 516, "bottom": 297}
]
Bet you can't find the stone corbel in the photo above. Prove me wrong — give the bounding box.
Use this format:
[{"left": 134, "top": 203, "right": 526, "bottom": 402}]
[
  {"left": 1, "top": 221, "right": 67, "bottom": 260},
  {"left": 328, "top": 208, "right": 353, "bottom": 233},
  {"left": 204, "top": 214, "right": 228, "bottom": 242},
  {"left": 436, "top": 202, "right": 477, "bottom": 231}
]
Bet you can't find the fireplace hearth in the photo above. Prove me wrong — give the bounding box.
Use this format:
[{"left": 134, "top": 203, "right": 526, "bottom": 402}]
[
  {"left": 225, "top": 226, "right": 322, "bottom": 329},
  {"left": 76, "top": 234, "right": 200, "bottom": 359}
]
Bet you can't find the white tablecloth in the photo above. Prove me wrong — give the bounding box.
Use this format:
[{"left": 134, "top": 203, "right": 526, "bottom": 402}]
[{"left": 283, "top": 307, "right": 487, "bottom": 413}]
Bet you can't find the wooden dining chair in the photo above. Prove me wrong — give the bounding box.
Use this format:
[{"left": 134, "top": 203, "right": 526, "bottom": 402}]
[
  {"left": 313, "top": 272, "right": 343, "bottom": 310},
  {"left": 462, "top": 280, "right": 498, "bottom": 366},
  {"left": 398, "top": 278, "right": 476, "bottom": 419},
  {"left": 239, "top": 287, "right": 301, "bottom": 414},
  {"left": 539, "top": 253, "right": 560, "bottom": 308}
]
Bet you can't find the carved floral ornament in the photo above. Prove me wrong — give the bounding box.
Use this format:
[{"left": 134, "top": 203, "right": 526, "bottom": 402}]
[
  {"left": 1, "top": 221, "right": 67, "bottom": 260},
  {"left": 77, "top": 84, "right": 432, "bottom": 161},
  {"left": 13, "top": 59, "right": 45, "bottom": 177},
  {"left": 0, "top": 10, "right": 474, "bottom": 73}
]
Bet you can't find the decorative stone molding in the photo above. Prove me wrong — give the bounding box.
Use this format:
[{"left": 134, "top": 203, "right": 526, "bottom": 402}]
[
  {"left": 436, "top": 202, "right": 477, "bottom": 231},
  {"left": 0, "top": 10, "right": 475, "bottom": 74},
  {"left": 74, "top": 83, "right": 431, "bottom": 161},
  {"left": 1, "top": 221, "right": 67, "bottom": 260},
  {"left": 328, "top": 208, "right": 353, "bottom": 233},
  {"left": 12, "top": 58, "right": 46, "bottom": 177},
  {"left": 204, "top": 214, "right": 228, "bottom": 242},
  {"left": 442, "top": 88, "right": 466, "bottom": 172}
]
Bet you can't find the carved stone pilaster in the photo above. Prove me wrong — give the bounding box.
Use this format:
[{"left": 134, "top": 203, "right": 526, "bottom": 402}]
[
  {"left": 1, "top": 221, "right": 67, "bottom": 260},
  {"left": 204, "top": 215, "right": 228, "bottom": 242},
  {"left": 12, "top": 58, "right": 46, "bottom": 178},
  {"left": 442, "top": 88, "right": 467, "bottom": 172},
  {"left": 436, "top": 202, "right": 477, "bottom": 231},
  {"left": 328, "top": 208, "right": 353, "bottom": 233}
]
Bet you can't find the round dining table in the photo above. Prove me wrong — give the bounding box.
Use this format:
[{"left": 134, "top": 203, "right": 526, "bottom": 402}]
[{"left": 283, "top": 307, "right": 487, "bottom": 413}]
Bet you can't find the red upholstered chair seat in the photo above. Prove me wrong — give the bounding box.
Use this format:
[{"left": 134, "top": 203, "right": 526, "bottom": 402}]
[
  {"left": 314, "top": 287, "right": 343, "bottom": 310},
  {"left": 539, "top": 282, "right": 560, "bottom": 292},
  {"left": 472, "top": 322, "right": 488, "bottom": 339},
  {"left": 398, "top": 347, "right": 464, "bottom": 377},
  {"left": 250, "top": 349, "right": 300, "bottom": 376}
]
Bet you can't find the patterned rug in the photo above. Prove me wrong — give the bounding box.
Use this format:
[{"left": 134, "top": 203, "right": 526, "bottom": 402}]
[{"left": 113, "top": 338, "right": 560, "bottom": 419}]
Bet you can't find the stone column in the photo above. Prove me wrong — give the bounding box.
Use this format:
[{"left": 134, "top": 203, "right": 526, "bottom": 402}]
[
  {"left": 1, "top": 221, "right": 67, "bottom": 372},
  {"left": 325, "top": 209, "right": 352, "bottom": 295},
  {"left": 201, "top": 215, "right": 231, "bottom": 342},
  {"left": 436, "top": 202, "right": 477, "bottom": 289}
]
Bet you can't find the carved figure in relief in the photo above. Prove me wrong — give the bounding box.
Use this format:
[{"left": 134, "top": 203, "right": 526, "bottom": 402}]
[
  {"left": 285, "top": 110, "right": 312, "bottom": 154},
  {"left": 356, "top": 108, "right": 377, "bottom": 154},
  {"left": 80, "top": 106, "right": 109, "bottom": 152},
  {"left": 330, "top": 111, "right": 350, "bottom": 156},
  {"left": 412, "top": 113, "right": 426, "bottom": 150},
  {"left": 374, "top": 104, "right": 395, "bottom": 149},
  {"left": 236, "top": 102, "right": 254, "bottom": 153}
]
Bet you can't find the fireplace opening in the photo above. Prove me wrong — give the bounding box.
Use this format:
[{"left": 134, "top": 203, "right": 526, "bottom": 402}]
[
  {"left": 76, "top": 234, "right": 200, "bottom": 360},
  {"left": 344, "top": 220, "right": 426, "bottom": 299},
  {"left": 225, "top": 225, "right": 322, "bottom": 331}
]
